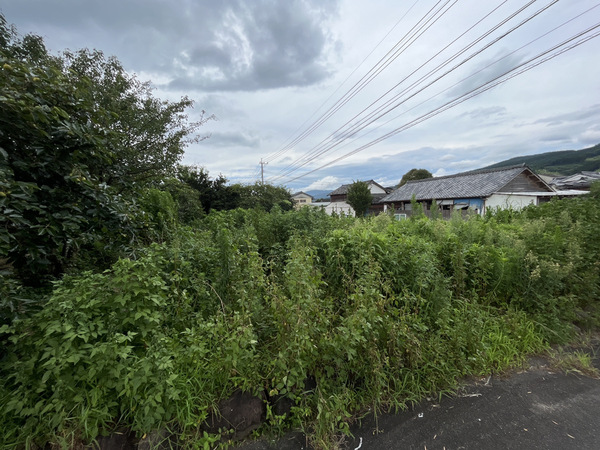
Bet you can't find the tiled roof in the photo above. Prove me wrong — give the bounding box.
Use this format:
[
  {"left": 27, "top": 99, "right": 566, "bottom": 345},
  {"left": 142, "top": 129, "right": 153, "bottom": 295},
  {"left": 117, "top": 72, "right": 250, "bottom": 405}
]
[
  {"left": 371, "top": 193, "right": 388, "bottom": 201},
  {"left": 380, "top": 166, "right": 536, "bottom": 203},
  {"left": 550, "top": 171, "right": 600, "bottom": 190},
  {"left": 328, "top": 184, "right": 352, "bottom": 196},
  {"left": 327, "top": 180, "right": 384, "bottom": 196},
  {"left": 292, "top": 191, "right": 314, "bottom": 198}
]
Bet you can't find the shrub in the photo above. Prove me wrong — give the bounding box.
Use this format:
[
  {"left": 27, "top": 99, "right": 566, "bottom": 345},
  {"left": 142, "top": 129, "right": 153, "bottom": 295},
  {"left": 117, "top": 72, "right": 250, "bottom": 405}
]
[{"left": 2, "top": 197, "right": 599, "bottom": 448}]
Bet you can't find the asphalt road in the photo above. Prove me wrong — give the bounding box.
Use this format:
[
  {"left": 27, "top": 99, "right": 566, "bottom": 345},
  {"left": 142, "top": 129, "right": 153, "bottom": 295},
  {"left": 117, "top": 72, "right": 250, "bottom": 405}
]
[{"left": 236, "top": 348, "right": 600, "bottom": 449}]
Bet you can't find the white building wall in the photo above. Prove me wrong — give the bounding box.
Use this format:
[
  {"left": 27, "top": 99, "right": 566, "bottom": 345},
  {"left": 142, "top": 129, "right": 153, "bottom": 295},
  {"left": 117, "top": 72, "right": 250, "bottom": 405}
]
[
  {"left": 485, "top": 193, "right": 538, "bottom": 213},
  {"left": 325, "top": 201, "right": 355, "bottom": 217},
  {"left": 369, "top": 184, "right": 387, "bottom": 194}
]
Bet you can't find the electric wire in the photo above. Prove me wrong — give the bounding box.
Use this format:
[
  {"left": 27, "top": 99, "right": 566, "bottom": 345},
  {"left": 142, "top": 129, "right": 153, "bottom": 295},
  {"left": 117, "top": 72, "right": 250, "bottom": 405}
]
[
  {"left": 262, "top": 0, "right": 423, "bottom": 164},
  {"left": 270, "top": 0, "right": 460, "bottom": 177},
  {"left": 264, "top": 0, "right": 457, "bottom": 166},
  {"left": 366, "top": 1, "right": 600, "bottom": 142},
  {"left": 282, "top": 22, "right": 600, "bottom": 184},
  {"left": 268, "top": 0, "right": 524, "bottom": 181},
  {"left": 271, "top": 0, "right": 460, "bottom": 175},
  {"left": 269, "top": 0, "right": 550, "bottom": 182}
]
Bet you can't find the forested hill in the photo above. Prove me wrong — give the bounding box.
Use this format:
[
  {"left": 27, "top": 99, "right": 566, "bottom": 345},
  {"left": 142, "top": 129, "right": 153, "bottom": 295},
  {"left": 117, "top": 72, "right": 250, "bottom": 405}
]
[{"left": 483, "top": 143, "right": 600, "bottom": 175}]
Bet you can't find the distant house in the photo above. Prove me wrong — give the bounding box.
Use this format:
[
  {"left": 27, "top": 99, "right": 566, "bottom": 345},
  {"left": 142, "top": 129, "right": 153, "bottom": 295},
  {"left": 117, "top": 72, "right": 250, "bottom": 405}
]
[
  {"left": 379, "top": 165, "right": 585, "bottom": 218},
  {"left": 291, "top": 192, "right": 314, "bottom": 210},
  {"left": 326, "top": 180, "right": 390, "bottom": 216},
  {"left": 550, "top": 171, "right": 600, "bottom": 191}
]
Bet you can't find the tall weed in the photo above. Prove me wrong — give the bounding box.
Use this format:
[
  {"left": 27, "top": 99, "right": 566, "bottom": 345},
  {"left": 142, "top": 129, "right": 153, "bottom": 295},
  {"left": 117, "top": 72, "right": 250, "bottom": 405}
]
[{"left": 1, "top": 197, "right": 598, "bottom": 448}]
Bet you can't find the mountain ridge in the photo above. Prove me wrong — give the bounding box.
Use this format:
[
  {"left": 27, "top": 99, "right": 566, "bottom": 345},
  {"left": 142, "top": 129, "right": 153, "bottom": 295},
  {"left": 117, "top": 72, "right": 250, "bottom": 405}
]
[{"left": 483, "top": 143, "right": 600, "bottom": 175}]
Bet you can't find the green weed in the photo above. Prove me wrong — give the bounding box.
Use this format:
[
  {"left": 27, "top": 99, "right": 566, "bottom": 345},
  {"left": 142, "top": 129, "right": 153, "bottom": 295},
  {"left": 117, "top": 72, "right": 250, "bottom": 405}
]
[
  {"left": 2, "top": 194, "right": 599, "bottom": 449},
  {"left": 548, "top": 348, "right": 600, "bottom": 378}
]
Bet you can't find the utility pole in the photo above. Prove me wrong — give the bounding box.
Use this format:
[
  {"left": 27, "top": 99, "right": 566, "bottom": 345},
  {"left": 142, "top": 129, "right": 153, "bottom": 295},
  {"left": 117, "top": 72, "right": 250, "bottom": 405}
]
[{"left": 259, "top": 158, "right": 268, "bottom": 184}]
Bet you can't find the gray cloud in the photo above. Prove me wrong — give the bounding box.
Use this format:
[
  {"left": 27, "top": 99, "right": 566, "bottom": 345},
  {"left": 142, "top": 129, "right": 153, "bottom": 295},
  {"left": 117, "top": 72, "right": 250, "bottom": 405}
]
[
  {"left": 447, "top": 50, "right": 526, "bottom": 99},
  {"left": 2, "top": 0, "right": 340, "bottom": 92},
  {"left": 311, "top": 147, "right": 448, "bottom": 187},
  {"left": 540, "top": 134, "right": 571, "bottom": 143},
  {"left": 194, "top": 94, "right": 248, "bottom": 119},
  {"left": 288, "top": 143, "right": 529, "bottom": 190},
  {"left": 459, "top": 106, "right": 507, "bottom": 120},
  {"left": 533, "top": 104, "right": 600, "bottom": 126},
  {"left": 3, "top": 0, "right": 598, "bottom": 191},
  {"left": 167, "top": 1, "right": 339, "bottom": 91},
  {"left": 189, "top": 44, "right": 234, "bottom": 69},
  {"left": 208, "top": 131, "right": 261, "bottom": 148}
]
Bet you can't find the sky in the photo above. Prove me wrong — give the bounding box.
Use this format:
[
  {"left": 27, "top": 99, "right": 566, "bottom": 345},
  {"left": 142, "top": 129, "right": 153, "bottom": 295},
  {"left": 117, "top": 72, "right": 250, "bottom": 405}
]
[{"left": 2, "top": 0, "right": 599, "bottom": 192}]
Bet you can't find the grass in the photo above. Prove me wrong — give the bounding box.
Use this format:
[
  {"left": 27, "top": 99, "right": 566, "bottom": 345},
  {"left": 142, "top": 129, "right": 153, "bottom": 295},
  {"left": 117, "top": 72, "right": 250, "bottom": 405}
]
[
  {"left": 2, "top": 195, "right": 600, "bottom": 449},
  {"left": 547, "top": 333, "right": 600, "bottom": 378}
]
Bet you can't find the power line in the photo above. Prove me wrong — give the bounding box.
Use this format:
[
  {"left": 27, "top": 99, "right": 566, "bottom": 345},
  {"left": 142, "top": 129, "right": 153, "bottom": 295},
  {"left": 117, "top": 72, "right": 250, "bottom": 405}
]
[
  {"left": 270, "top": 0, "right": 548, "bottom": 182},
  {"left": 346, "top": 1, "right": 600, "bottom": 154},
  {"left": 263, "top": 0, "right": 457, "bottom": 166},
  {"left": 282, "top": 21, "right": 600, "bottom": 184},
  {"left": 273, "top": 0, "right": 461, "bottom": 175},
  {"left": 269, "top": 0, "right": 523, "bottom": 181},
  {"left": 262, "top": 0, "right": 423, "bottom": 164}
]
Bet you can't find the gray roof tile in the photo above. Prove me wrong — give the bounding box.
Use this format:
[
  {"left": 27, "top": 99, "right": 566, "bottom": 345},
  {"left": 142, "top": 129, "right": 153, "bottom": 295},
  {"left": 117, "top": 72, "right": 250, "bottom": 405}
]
[
  {"left": 328, "top": 180, "right": 383, "bottom": 196},
  {"left": 380, "top": 166, "right": 533, "bottom": 203}
]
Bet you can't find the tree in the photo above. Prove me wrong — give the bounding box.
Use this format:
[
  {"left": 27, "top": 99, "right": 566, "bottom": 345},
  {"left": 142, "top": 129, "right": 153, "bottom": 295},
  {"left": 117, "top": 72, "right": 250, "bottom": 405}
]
[
  {"left": 176, "top": 165, "right": 239, "bottom": 213},
  {"left": 159, "top": 165, "right": 241, "bottom": 222},
  {"left": 398, "top": 168, "right": 433, "bottom": 187},
  {"left": 161, "top": 178, "right": 205, "bottom": 224},
  {"left": 59, "top": 49, "right": 214, "bottom": 189},
  {"left": 0, "top": 31, "right": 124, "bottom": 285},
  {"left": 346, "top": 181, "right": 372, "bottom": 217},
  {"left": 232, "top": 183, "right": 293, "bottom": 212},
  {"left": 1, "top": 14, "right": 212, "bottom": 192},
  {"left": 0, "top": 16, "right": 210, "bottom": 286}
]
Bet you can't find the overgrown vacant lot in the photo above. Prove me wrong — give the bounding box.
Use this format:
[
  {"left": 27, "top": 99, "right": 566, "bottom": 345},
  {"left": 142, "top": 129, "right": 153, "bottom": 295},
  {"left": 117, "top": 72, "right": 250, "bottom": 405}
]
[
  {"left": 2, "top": 193, "right": 600, "bottom": 448},
  {"left": 2, "top": 16, "right": 598, "bottom": 448}
]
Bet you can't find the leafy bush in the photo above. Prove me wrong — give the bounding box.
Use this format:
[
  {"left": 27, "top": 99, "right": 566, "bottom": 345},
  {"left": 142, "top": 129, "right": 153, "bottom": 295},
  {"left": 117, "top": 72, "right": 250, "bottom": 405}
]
[
  {"left": 1, "top": 195, "right": 599, "bottom": 448},
  {"left": 0, "top": 15, "right": 210, "bottom": 302}
]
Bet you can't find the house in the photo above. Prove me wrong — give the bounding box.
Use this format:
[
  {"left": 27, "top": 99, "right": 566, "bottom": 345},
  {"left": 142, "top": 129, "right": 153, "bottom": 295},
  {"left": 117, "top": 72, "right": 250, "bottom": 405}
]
[
  {"left": 325, "top": 180, "right": 390, "bottom": 216},
  {"left": 379, "top": 165, "right": 585, "bottom": 218},
  {"left": 549, "top": 171, "right": 600, "bottom": 191},
  {"left": 291, "top": 192, "right": 314, "bottom": 210}
]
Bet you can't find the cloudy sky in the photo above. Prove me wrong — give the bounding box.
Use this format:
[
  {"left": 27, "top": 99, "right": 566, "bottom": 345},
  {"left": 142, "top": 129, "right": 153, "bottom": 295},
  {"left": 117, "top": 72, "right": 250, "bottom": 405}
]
[{"left": 2, "top": 0, "right": 599, "bottom": 192}]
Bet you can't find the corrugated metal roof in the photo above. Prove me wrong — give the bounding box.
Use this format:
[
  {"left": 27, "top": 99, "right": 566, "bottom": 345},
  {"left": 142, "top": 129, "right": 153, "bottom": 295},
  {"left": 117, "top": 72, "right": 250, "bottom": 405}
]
[{"left": 380, "top": 166, "right": 536, "bottom": 203}]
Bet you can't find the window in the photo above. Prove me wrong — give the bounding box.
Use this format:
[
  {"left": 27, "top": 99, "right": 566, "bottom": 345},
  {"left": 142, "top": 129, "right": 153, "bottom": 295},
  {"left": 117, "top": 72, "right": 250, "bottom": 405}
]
[{"left": 394, "top": 213, "right": 407, "bottom": 220}]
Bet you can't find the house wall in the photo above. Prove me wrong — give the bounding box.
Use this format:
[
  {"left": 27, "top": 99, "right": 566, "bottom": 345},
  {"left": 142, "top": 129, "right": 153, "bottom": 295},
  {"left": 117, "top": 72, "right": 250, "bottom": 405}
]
[
  {"left": 368, "top": 203, "right": 386, "bottom": 215},
  {"left": 330, "top": 194, "right": 346, "bottom": 202},
  {"left": 327, "top": 182, "right": 387, "bottom": 216},
  {"left": 387, "top": 193, "right": 540, "bottom": 216},
  {"left": 452, "top": 198, "right": 484, "bottom": 212},
  {"left": 292, "top": 193, "right": 313, "bottom": 210},
  {"left": 369, "top": 184, "right": 387, "bottom": 194},
  {"left": 485, "top": 193, "right": 537, "bottom": 212},
  {"left": 498, "top": 172, "right": 550, "bottom": 193},
  {"left": 325, "top": 201, "right": 355, "bottom": 217},
  {"left": 386, "top": 206, "right": 472, "bottom": 220}
]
